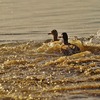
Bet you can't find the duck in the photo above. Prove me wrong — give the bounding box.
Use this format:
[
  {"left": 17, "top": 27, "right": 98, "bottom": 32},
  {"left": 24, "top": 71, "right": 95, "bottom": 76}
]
[
  {"left": 48, "top": 29, "right": 59, "bottom": 41},
  {"left": 60, "top": 32, "right": 80, "bottom": 56}
]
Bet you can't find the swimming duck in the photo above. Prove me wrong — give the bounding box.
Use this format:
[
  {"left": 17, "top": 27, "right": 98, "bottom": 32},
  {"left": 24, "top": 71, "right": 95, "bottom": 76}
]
[
  {"left": 48, "top": 29, "right": 59, "bottom": 41},
  {"left": 60, "top": 32, "right": 80, "bottom": 56}
]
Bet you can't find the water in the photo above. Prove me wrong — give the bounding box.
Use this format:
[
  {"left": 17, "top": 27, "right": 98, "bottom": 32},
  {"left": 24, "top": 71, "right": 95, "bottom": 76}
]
[
  {"left": 0, "top": 0, "right": 100, "bottom": 100},
  {"left": 0, "top": 40, "right": 100, "bottom": 100},
  {"left": 0, "top": 0, "right": 100, "bottom": 41}
]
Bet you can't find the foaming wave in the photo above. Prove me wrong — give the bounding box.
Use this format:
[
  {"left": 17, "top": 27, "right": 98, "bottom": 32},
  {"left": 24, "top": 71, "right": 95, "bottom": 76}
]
[
  {"left": 0, "top": 34, "right": 100, "bottom": 99},
  {"left": 83, "top": 30, "right": 100, "bottom": 44},
  {"left": 90, "top": 30, "right": 100, "bottom": 44}
]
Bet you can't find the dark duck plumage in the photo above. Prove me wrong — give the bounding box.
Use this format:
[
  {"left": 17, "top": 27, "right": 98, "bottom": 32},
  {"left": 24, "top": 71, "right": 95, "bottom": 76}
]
[
  {"left": 61, "top": 32, "right": 80, "bottom": 56},
  {"left": 48, "top": 29, "right": 59, "bottom": 41}
]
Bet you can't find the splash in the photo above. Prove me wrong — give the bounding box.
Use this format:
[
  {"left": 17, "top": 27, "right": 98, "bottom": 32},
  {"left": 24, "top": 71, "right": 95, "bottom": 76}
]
[
  {"left": 0, "top": 37, "right": 100, "bottom": 99},
  {"left": 83, "top": 30, "right": 100, "bottom": 44},
  {"left": 90, "top": 30, "right": 100, "bottom": 44}
]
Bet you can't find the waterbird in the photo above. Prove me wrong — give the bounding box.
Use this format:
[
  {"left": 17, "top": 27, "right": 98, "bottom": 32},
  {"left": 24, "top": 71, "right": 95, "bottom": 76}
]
[
  {"left": 60, "top": 32, "right": 80, "bottom": 56},
  {"left": 48, "top": 29, "right": 59, "bottom": 41}
]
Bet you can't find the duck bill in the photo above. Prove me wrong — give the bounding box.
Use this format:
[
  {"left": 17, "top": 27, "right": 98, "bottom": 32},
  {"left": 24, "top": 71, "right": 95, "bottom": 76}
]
[
  {"left": 58, "top": 36, "right": 63, "bottom": 38},
  {"left": 48, "top": 33, "right": 52, "bottom": 35}
]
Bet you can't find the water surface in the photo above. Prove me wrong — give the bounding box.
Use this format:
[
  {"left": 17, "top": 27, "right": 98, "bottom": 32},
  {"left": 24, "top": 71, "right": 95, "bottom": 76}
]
[
  {"left": 0, "top": 0, "right": 100, "bottom": 100},
  {"left": 0, "top": 0, "right": 100, "bottom": 41}
]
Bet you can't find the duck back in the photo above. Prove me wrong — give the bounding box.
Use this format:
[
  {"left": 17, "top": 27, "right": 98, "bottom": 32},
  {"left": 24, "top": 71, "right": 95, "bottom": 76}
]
[{"left": 61, "top": 44, "right": 80, "bottom": 56}]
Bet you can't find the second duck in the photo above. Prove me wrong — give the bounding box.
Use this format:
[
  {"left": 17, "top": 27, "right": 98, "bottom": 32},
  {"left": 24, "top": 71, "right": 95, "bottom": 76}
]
[{"left": 60, "top": 32, "right": 80, "bottom": 56}]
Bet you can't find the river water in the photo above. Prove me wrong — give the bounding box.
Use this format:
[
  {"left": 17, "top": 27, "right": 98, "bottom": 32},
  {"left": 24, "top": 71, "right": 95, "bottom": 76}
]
[
  {"left": 0, "top": 0, "right": 100, "bottom": 41},
  {"left": 0, "top": 0, "right": 100, "bottom": 100}
]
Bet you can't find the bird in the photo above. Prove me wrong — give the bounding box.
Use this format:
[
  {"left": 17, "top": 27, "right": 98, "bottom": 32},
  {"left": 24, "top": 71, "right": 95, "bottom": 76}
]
[
  {"left": 60, "top": 32, "right": 80, "bottom": 56},
  {"left": 48, "top": 29, "right": 59, "bottom": 41}
]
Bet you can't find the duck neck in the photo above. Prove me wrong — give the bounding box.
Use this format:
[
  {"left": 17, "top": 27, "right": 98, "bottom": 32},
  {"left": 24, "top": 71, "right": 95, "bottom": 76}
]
[
  {"left": 63, "top": 34, "right": 69, "bottom": 45},
  {"left": 64, "top": 40, "right": 69, "bottom": 45},
  {"left": 53, "top": 35, "right": 58, "bottom": 41}
]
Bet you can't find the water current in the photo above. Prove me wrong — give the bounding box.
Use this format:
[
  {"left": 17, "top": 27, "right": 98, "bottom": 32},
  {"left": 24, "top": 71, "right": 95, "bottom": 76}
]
[{"left": 0, "top": 0, "right": 100, "bottom": 100}]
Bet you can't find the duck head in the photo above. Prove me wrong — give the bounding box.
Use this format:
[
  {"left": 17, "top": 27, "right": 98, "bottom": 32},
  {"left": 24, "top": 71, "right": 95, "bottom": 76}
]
[
  {"left": 48, "top": 29, "right": 58, "bottom": 41},
  {"left": 61, "top": 32, "right": 69, "bottom": 45}
]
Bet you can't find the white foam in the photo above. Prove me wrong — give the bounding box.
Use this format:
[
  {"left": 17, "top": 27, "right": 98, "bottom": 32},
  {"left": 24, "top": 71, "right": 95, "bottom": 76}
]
[{"left": 90, "top": 30, "right": 100, "bottom": 44}]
